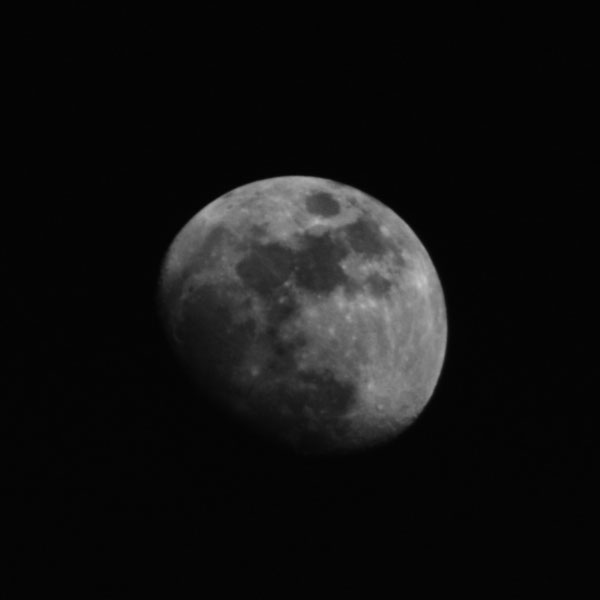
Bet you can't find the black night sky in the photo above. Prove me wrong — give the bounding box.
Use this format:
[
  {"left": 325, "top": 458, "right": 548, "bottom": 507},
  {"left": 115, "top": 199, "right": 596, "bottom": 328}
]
[{"left": 7, "top": 9, "right": 595, "bottom": 592}]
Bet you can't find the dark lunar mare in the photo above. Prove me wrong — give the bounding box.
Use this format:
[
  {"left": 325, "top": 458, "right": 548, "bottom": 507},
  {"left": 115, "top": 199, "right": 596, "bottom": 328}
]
[
  {"left": 366, "top": 273, "right": 393, "bottom": 296},
  {"left": 175, "top": 282, "right": 359, "bottom": 452},
  {"left": 341, "top": 216, "right": 388, "bottom": 257},
  {"left": 339, "top": 216, "right": 408, "bottom": 295},
  {"left": 304, "top": 191, "right": 341, "bottom": 217},
  {"left": 235, "top": 221, "right": 405, "bottom": 301},
  {"left": 293, "top": 234, "right": 350, "bottom": 293},
  {"left": 235, "top": 243, "right": 296, "bottom": 296},
  {"left": 241, "top": 369, "right": 359, "bottom": 453},
  {"left": 233, "top": 232, "right": 352, "bottom": 374},
  {"left": 171, "top": 220, "right": 408, "bottom": 452},
  {"left": 231, "top": 232, "right": 365, "bottom": 449},
  {"left": 174, "top": 282, "right": 257, "bottom": 396},
  {"left": 294, "top": 370, "right": 357, "bottom": 417},
  {"left": 235, "top": 231, "right": 351, "bottom": 297},
  {"left": 341, "top": 215, "right": 407, "bottom": 272},
  {"left": 164, "top": 191, "right": 440, "bottom": 453}
]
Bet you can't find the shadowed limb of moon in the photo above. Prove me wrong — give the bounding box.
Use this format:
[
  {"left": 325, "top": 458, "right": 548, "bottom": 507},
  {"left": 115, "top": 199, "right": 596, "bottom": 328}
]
[{"left": 159, "top": 176, "right": 447, "bottom": 454}]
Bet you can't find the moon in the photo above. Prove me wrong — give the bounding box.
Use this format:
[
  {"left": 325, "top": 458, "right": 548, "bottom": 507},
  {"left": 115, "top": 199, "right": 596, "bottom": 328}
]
[{"left": 158, "top": 176, "right": 447, "bottom": 454}]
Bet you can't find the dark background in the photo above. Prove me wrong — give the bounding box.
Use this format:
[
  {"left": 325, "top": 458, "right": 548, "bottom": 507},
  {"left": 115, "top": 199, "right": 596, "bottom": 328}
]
[{"left": 7, "top": 9, "right": 595, "bottom": 590}]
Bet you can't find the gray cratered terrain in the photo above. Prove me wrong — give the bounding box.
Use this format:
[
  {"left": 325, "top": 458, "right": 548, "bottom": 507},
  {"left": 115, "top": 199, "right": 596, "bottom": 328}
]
[{"left": 158, "top": 176, "right": 447, "bottom": 454}]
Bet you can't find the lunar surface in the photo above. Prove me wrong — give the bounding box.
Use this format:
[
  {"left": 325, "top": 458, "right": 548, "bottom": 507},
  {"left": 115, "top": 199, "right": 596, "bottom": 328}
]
[{"left": 158, "top": 176, "right": 447, "bottom": 454}]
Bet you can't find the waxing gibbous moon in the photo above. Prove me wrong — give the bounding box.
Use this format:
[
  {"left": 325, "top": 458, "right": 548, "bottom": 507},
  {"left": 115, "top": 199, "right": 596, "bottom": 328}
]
[{"left": 158, "top": 176, "right": 447, "bottom": 454}]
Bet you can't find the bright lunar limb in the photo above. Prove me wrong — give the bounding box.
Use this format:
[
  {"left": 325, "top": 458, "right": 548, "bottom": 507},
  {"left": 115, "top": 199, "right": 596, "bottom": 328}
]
[{"left": 158, "top": 176, "right": 447, "bottom": 454}]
